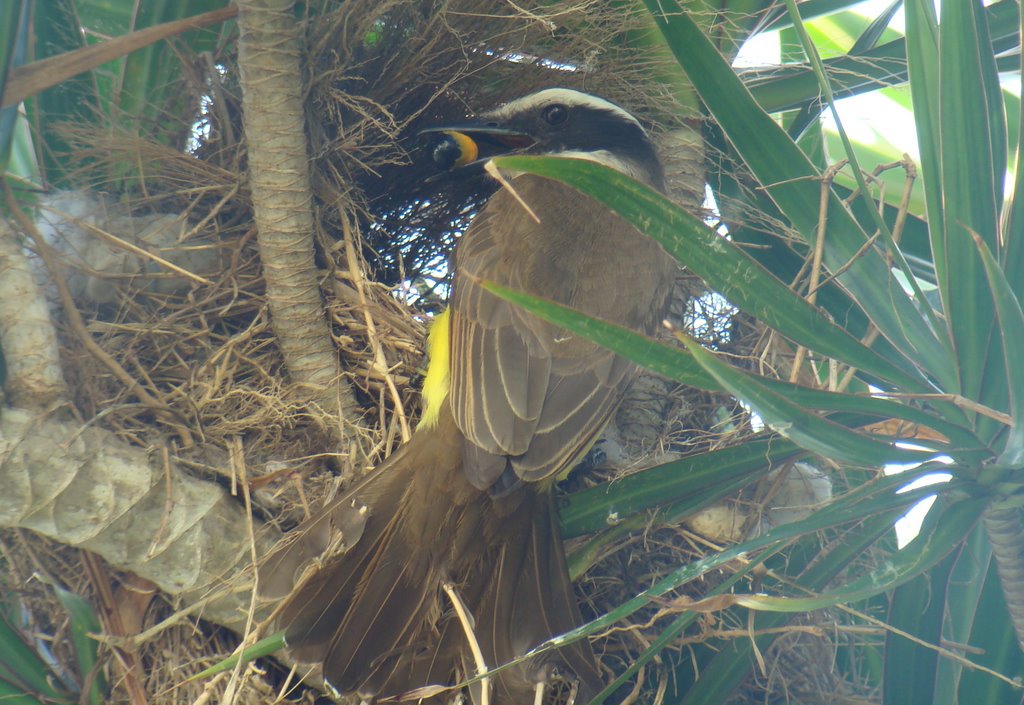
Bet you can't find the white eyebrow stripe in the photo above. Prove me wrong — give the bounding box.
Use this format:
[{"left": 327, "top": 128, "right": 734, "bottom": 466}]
[{"left": 485, "top": 88, "right": 642, "bottom": 129}]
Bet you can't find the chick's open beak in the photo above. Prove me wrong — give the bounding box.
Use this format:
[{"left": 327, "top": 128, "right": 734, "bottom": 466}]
[
  {"left": 431, "top": 131, "right": 479, "bottom": 170},
  {"left": 420, "top": 124, "right": 535, "bottom": 175}
]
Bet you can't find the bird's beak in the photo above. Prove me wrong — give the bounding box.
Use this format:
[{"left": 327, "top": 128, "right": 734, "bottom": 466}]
[{"left": 420, "top": 123, "right": 535, "bottom": 177}]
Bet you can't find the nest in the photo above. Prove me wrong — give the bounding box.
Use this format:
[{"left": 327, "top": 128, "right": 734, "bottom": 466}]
[{"left": 1, "top": 1, "right": 873, "bottom": 703}]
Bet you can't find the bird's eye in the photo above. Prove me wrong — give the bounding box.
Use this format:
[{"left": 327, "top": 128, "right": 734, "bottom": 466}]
[{"left": 542, "top": 104, "right": 568, "bottom": 126}]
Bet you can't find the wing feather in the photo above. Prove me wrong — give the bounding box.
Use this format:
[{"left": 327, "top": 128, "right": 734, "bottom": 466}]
[{"left": 448, "top": 176, "right": 674, "bottom": 487}]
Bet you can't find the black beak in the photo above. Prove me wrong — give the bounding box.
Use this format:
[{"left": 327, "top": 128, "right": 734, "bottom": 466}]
[{"left": 419, "top": 123, "right": 535, "bottom": 178}]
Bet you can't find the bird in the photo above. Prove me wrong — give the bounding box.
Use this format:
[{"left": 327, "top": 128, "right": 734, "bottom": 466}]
[{"left": 259, "top": 88, "right": 677, "bottom": 704}]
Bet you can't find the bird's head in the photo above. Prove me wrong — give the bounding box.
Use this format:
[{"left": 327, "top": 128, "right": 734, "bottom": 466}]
[{"left": 422, "top": 88, "right": 664, "bottom": 191}]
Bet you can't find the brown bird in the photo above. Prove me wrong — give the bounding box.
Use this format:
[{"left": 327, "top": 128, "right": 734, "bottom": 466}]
[{"left": 259, "top": 88, "right": 676, "bottom": 704}]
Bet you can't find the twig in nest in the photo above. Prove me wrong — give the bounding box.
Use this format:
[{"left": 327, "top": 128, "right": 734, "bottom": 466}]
[
  {"left": 3, "top": 181, "right": 183, "bottom": 428},
  {"left": 442, "top": 579, "right": 491, "bottom": 705},
  {"left": 342, "top": 217, "right": 412, "bottom": 442},
  {"left": 221, "top": 436, "right": 262, "bottom": 705},
  {"left": 38, "top": 203, "right": 213, "bottom": 285}
]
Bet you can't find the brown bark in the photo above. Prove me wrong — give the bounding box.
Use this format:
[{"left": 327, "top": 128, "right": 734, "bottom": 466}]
[
  {"left": 235, "top": 0, "right": 364, "bottom": 449},
  {"left": 0, "top": 216, "right": 67, "bottom": 408},
  {"left": 0, "top": 407, "right": 279, "bottom": 632}
]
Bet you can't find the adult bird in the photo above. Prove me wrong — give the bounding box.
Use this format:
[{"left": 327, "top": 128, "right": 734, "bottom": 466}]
[{"left": 259, "top": 88, "right": 677, "bottom": 704}]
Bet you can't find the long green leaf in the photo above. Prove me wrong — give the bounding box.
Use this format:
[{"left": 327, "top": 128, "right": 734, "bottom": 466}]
[
  {"left": 567, "top": 469, "right": 780, "bottom": 576},
  {"left": 904, "top": 0, "right": 943, "bottom": 253},
  {"left": 49, "top": 584, "right": 105, "bottom": 705},
  {"left": 682, "top": 493, "right": 984, "bottom": 705},
  {"left": 679, "top": 333, "right": 932, "bottom": 466},
  {"left": 28, "top": 0, "right": 230, "bottom": 186},
  {"left": 956, "top": 556, "right": 1024, "bottom": 702},
  {"left": 884, "top": 546, "right": 961, "bottom": 705},
  {"left": 759, "top": 0, "right": 906, "bottom": 32},
  {"left": 973, "top": 233, "right": 1024, "bottom": 467},
  {"left": 561, "top": 436, "right": 800, "bottom": 537},
  {"left": 0, "top": 680, "right": 46, "bottom": 705},
  {"left": 0, "top": 1, "right": 28, "bottom": 172},
  {"left": 1003, "top": 1, "right": 1024, "bottom": 294},
  {"left": 189, "top": 632, "right": 285, "bottom": 680},
  {"left": 849, "top": 0, "right": 902, "bottom": 53},
  {"left": 702, "top": 126, "right": 934, "bottom": 390},
  {"left": 27, "top": 0, "right": 97, "bottom": 185},
  {"left": 934, "top": 523, "right": 992, "bottom": 704},
  {"left": 639, "top": 0, "right": 954, "bottom": 389},
  {"left": 781, "top": 0, "right": 933, "bottom": 325},
  {"left": 483, "top": 279, "right": 985, "bottom": 457},
  {"left": 486, "top": 471, "right": 952, "bottom": 687},
  {"left": 491, "top": 156, "right": 930, "bottom": 391},
  {"left": 113, "top": 0, "right": 228, "bottom": 142},
  {"left": 593, "top": 542, "right": 784, "bottom": 704},
  {"left": 748, "top": 0, "right": 1021, "bottom": 116},
  {"left": 677, "top": 506, "right": 903, "bottom": 703},
  {"left": 936, "top": 0, "right": 1004, "bottom": 408},
  {"left": 0, "top": 610, "right": 68, "bottom": 702}
]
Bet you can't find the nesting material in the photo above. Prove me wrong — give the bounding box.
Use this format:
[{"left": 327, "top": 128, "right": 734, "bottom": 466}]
[{"left": 36, "top": 190, "right": 226, "bottom": 304}]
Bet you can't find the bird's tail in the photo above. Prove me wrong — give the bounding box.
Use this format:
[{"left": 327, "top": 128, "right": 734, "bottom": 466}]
[{"left": 258, "top": 409, "right": 601, "bottom": 703}]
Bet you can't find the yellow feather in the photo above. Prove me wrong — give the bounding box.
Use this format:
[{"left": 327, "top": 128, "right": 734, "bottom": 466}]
[{"left": 419, "top": 308, "right": 451, "bottom": 429}]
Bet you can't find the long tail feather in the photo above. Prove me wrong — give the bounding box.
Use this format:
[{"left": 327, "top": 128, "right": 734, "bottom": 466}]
[{"left": 258, "top": 408, "right": 601, "bottom": 703}]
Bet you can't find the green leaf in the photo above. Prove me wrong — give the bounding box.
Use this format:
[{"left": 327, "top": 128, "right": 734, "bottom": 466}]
[
  {"left": 677, "top": 503, "right": 905, "bottom": 703},
  {"left": 567, "top": 469, "right": 776, "bottom": 577},
  {"left": 491, "top": 156, "right": 929, "bottom": 391},
  {"left": 904, "top": 0, "right": 943, "bottom": 242},
  {"left": 113, "top": 0, "right": 229, "bottom": 141},
  {"left": 0, "top": 607, "right": 69, "bottom": 702},
  {"left": 824, "top": 124, "right": 928, "bottom": 217},
  {"left": 956, "top": 554, "right": 1024, "bottom": 701},
  {"left": 748, "top": 1, "right": 1020, "bottom": 117},
  {"left": 27, "top": 0, "right": 231, "bottom": 186},
  {"left": 884, "top": 546, "right": 960, "bottom": 705},
  {"left": 760, "top": 0, "right": 903, "bottom": 32},
  {"left": 680, "top": 492, "right": 984, "bottom": 705},
  {"left": 933, "top": 0, "right": 1006, "bottom": 427},
  {"left": 748, "top": 39, "right": 909, "bottom": 114},
  {"left": 705, "top": 496, "right": 986, "bottom": 614},
  {"left": 482, "top": 279, "right": 985, "bottom": 459},
  {"left": 27, "top": 0, "right": 101, "bottom": 185},
  {"left": 0, "top": 680, "right": 47, "bottom": 705},
  {"left": 561, "top": 436, "right": 801, "bottom": 537},
  {"left": 0, "top": 1, "right": 29, "bottom": 173},
  {"left": 849, "top": 0, "right": 902, "bottom": 53},
  {"left": 48, "top": 582, "right": 106, "bottom": 705},
  {"left": 189, "top": 632, "right": 285, "bottom": 681},
  {"left": 678, "top": 332, "right": 932, "bottom": 466},
  {"left": 972, "top": 233, "right": 1024, "bottom": 467},
  {"left": 1002, "top": 2, "right": 1024, "bottom": 306},
  {"left": 592, "top": 545, "right": 777, "bottom": 704},
  {"left": 639, "top": 0, "right": 954, "bottom": 389},
  {"left": 521, "top": 470, "right": 953, "bottom": 666}
]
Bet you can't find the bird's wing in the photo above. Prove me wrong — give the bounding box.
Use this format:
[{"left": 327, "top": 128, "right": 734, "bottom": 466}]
[{"left": 448, "top": 175, "right": 666, "bottom": 488}]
